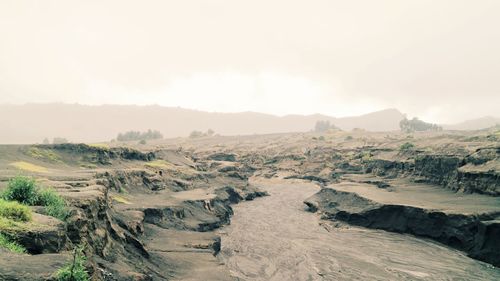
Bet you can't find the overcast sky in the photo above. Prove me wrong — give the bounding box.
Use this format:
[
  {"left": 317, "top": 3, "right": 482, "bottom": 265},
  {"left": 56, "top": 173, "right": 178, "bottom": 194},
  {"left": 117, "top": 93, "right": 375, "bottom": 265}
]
[{"left": 1, "top": 0, "right": 499, "bottom": 123}]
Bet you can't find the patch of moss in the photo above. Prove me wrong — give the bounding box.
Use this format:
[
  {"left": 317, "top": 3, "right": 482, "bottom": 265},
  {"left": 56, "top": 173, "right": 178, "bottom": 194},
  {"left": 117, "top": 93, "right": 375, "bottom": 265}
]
[
  {"left": 0, "top": 216, "right": 29, "bottom": 233},
  {"left": 9, "top": 161, "right": 49, "bottom": 173},
  {"left": 27, "top": 147, "right": 62, "bottom": 163},
  {"left": 112, "top": 195, "right": 131, "bottom": 205},
  {"left": 0, "top": 199, "right": 32, "bottom": 222}
]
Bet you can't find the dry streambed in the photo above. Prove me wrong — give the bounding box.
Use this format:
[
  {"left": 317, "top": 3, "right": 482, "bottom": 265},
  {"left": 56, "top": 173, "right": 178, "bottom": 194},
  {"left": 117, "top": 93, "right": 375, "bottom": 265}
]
[{"left": 219, "top": 178, "right": 500, "bottom": 281}]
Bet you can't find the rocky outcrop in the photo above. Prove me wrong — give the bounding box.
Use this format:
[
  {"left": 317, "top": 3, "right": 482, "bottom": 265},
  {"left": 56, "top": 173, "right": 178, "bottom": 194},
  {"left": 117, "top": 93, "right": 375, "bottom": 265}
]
[
  {"left": 46, "top": 143, "right": 155, "bottom": 164},
  {"left": 208, "top": 152, "right": 237, "bottom": 162},
  {"left": 363, "top": 147, "right": 499, "bottom": 196},
  {"left": 15, "top": 214, "right": 68, "bottom": 254},
  {"left": 305, "top": 188, "right": 500, "bottom": 267}
]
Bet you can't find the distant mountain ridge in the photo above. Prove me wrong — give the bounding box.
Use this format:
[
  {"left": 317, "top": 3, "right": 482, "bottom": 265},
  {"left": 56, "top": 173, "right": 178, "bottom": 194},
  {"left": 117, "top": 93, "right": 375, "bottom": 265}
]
[
  {"left": 0, "top": 104, "right": 496, "bottom": 144},
  {"left": 0, "top": 104, "right": 406, "bottom": 144},
  {"left": 443, "top": 116, "right": 500, "bottom": 131}
]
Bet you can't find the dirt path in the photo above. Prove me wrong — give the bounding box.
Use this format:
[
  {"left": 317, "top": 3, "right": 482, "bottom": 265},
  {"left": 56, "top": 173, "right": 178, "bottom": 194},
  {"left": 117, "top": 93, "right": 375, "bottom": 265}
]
[{"left": 219, "top": 178, "right": 500, "bottom": 281}]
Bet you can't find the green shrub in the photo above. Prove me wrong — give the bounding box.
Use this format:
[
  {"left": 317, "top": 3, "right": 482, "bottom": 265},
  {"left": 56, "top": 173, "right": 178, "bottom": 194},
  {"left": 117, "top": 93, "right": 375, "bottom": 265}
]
[
  {"left": 2, "top": 176, "right": 39, "bottom": 205},
  {"left": 400, "top": 142, "right": 415, "bottom": 151},
  {"left": 55, "top": 246, "right": 90, "bottom": 281},
  {"left": 0, "top": 233, "right": 26, "bottom": 253},
  {"left": 0, "top": 199, "right": 32, "bottom": 222},
  {"left": 2, "top": 176, "right": 68, "bottom": 221},
  {"left": 38, "top": 189, "right": 69, "bottom": 221}
]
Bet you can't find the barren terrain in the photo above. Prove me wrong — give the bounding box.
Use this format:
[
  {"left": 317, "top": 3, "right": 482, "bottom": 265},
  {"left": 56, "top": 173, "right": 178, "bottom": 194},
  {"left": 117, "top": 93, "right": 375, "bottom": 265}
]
[{"left": 0, "top": 128, "right": 499, "bottom": 280}]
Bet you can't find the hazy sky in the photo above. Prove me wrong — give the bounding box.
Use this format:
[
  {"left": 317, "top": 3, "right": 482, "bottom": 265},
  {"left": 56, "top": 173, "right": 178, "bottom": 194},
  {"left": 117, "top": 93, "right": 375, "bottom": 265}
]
[{"left": 1, "top": 0, "right": 499, "bottom": 123}]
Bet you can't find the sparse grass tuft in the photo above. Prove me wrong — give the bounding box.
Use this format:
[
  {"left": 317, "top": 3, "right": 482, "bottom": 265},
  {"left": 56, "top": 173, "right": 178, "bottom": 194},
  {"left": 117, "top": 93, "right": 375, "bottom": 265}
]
[
  {"left": 38, "top": 189, "right": 69, "bottom": 221},
  {"left": 55, "top": 246, "right": 90, "bottom": 281},
  {"left": 400, "top": 142, "right": 415, "bottom": 151},
  {"left": 0, "top": 199, "right": 32, "bottom": 222},
  {"left": 9, "top": 161, "right": 49, "bottom": 173},
  {"left": 0, "top": 233, "right": 26, "bottom": 253}
]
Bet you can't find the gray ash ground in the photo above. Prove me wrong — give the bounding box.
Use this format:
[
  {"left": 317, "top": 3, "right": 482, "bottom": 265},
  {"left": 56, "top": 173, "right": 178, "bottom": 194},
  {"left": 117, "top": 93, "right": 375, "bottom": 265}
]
[{"left": 220, "top": 178, "right": 500, "bottom": 281}]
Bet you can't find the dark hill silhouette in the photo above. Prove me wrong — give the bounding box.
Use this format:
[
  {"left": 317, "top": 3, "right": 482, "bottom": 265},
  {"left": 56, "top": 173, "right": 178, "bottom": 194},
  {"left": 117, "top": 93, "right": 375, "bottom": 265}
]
[{"left": 0, "top": 104, "right": 407, "bottom": 143}]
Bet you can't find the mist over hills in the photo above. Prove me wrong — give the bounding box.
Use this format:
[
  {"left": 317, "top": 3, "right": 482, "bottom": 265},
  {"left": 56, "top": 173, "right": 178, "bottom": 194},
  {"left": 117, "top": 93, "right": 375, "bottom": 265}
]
[
  {"left": 442, "top": 116, "right": 500, "bottom": 131},
  {"left": 0, "top": 104, "right": 496, "bottom": 144}
]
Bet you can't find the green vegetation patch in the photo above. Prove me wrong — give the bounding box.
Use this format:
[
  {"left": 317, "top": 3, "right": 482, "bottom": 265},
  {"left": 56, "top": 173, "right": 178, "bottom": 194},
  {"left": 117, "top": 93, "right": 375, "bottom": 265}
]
[
  {"left": 0, "top": 233, "right": 26, "bottom": 253},
  {"left": 27, "top": 147, "right": 62, "bottom": 163},
  {"left": 400, "top": 142, "right": 416, "bottom": 151},
  {"left": 0, "top": 199, "right": 32, "bottom": 222},
  {"left": 0, "top": 216, "right": 29, "bottom": 233},
  {"left": 2, "top": 176, "right": 69, "bottom": 221},
  {"left": 112, "top": 195, "right": 131, "bottom": 205},
  {"left": 55, "top": 246, "right": 90, "bottom": 281},
  {"left": 9, "top": 161, "right": 49, "bottom": 173},
  {"left": 2, "top": 176, "right": 39, "bottom": 205},
  {"left": 37, "top": 188, "right": 69, "bottom": 221}
]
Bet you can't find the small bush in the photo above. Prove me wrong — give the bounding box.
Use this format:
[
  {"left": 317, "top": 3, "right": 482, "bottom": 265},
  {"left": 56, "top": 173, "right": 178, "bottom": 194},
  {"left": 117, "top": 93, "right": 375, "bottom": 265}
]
[
  {"left": 0, "top": 233, "right": 26, "bottom": 253},
  {"left": 55, "top": 246, "right": 90, "bottom": 281},
  {"left": 2, "top": 176, "right": 68, "bottom": 221},
  {"left": 345, "top": 135, "right": 353, "bottom": 141},
  {"left": 0, "top": 199, "right": 32, "bottom": 222},
  {"left": 37, "top": 189, "right": 69, "bottom": 221},
  {"left": 2, "top": 176, "right": 39, "bottom": 205},
  {"left": 400, "top": 142, "right": 415, "bottom": 151}
]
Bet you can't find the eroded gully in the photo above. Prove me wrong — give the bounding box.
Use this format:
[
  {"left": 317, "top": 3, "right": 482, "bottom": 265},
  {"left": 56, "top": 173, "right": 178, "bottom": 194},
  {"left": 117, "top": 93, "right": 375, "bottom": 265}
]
[{"left": 218, "top": 179, "right": 500, "bottom": 281}]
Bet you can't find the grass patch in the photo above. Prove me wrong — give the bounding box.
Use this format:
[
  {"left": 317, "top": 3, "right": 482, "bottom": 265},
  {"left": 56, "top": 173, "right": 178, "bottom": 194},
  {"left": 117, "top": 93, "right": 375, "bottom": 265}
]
[
  {"left": 399, "top": 142, "right": 415, "bottom": 152},
  {"left": 0, "top": 233, "right": 26, "bottom": 253},
  {"left": 9, "top": 161, "right": 49, "bottom": 173},
  {"left": 2, "top": 176, "right": 68, "bottom": 221},
  {"left": 38, "top": 189, "right": 69, "bottom": 221},
  {"left": 112, "top": 195, "right": 131, "bottom": 205},
  {"left": 0, "top": 216, "right": 29, "bottom": 233},
  {"left": 27, "top": 147, "right": 62, "bottom": 163},
  {"left": 55, "top": 246, "right": 90, "bottom": 281},
  {"left": 0, "top": 199, "right": 32, "bottom": 222}
]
